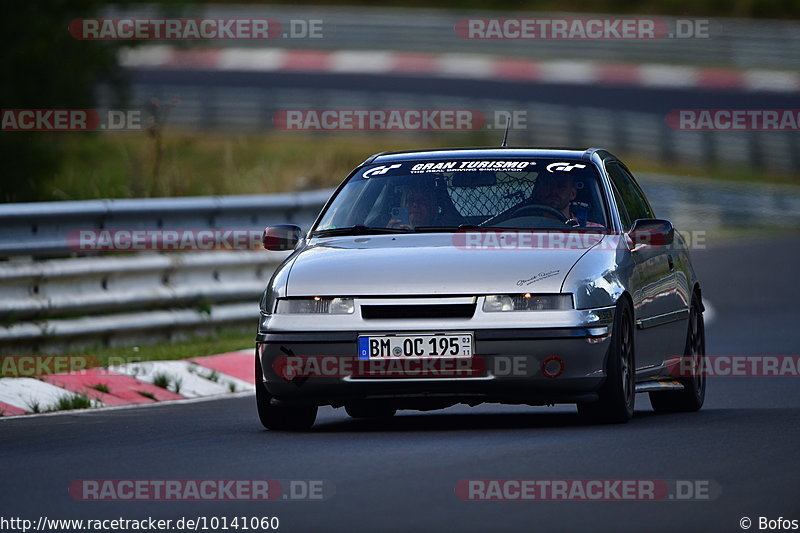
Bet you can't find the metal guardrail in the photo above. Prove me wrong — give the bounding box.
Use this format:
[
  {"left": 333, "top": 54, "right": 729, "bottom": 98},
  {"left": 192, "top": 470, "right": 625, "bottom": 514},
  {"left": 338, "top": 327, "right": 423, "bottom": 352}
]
[
  {"left": 0, "top": 189, "right": 332, "bottom": 257},
  {"left": 0, "top": 251, "right": 286, "bottom": 320},
  {"left": 0, "top": 190, "right": 332, "bottom": 352}
]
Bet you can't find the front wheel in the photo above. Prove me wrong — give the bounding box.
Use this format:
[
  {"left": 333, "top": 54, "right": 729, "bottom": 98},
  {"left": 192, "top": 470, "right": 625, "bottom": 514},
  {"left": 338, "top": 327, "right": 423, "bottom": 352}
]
[
  {"left": 650, "top": 293, "right": 706, "bottom": 413},
  {"left": 578, "top": 298, "right": 635, "bottom": 424},
  {"left": 255, "top": 355, "right": 317, "bottom": 431}
]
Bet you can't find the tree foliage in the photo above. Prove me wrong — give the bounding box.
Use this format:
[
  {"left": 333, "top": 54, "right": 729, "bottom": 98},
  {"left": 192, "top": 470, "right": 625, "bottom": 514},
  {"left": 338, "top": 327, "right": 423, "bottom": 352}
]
[{"left": 0, "top": 0, "right": 128, "bottom": 202}]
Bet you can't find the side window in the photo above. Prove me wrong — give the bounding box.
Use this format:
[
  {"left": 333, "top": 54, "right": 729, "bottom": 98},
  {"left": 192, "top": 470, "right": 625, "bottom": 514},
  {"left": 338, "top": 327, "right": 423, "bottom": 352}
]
[
  {"left": 606, "top": 162, "right": 654, "bottom": 227},
  {"left": 610, "top": 182, "right": 631, "bottom": 230}
]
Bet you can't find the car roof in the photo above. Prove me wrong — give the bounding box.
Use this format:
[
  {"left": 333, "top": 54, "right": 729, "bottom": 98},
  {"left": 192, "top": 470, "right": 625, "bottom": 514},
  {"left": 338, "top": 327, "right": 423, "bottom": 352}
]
[{"left": 368, "top": 147, "right": 617, "bottom": 164}]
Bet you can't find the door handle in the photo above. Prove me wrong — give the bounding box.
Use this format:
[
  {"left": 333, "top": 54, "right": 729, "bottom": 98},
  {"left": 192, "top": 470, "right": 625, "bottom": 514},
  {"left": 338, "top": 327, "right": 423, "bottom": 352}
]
[{"left": 667, "top": 255, "right": 675, "bottom": 272}]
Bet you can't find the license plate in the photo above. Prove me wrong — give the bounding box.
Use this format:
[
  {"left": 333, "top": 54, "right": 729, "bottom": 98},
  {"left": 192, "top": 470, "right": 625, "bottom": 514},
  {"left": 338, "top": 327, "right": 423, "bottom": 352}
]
[{"left": 358, "top": 333, "right": 473, "bottom": 360}]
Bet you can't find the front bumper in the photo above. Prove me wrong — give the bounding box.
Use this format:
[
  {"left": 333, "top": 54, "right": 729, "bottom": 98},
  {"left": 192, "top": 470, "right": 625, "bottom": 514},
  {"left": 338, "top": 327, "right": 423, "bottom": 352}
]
[{"left": 256, "top": 318, "right": 614, "bottom": 408}]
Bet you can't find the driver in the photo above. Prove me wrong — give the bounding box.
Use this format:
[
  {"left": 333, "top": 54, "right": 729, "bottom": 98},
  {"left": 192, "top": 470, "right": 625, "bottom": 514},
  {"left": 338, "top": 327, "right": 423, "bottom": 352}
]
[
  {"left": 530, "top": 173, "right": 604, "bottom": 227},
  {"left": 387, "top": 183, "right": 437, "bottom": 229}
]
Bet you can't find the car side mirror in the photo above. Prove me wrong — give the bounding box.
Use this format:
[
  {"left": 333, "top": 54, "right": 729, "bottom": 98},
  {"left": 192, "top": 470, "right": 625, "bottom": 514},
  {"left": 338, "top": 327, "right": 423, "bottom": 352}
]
[
  {"left": 262, "top": 224, "right": 301, "bottom": 251},
  {"left": 628, "top": 219, "right": 674, "bottom": 248}
]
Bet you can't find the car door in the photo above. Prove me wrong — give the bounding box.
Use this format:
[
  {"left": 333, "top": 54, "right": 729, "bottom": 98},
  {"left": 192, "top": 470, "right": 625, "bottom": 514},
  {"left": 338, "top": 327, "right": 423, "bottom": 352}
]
[{"left": 606, "top": 162, "right": 685, "bottom": 370}]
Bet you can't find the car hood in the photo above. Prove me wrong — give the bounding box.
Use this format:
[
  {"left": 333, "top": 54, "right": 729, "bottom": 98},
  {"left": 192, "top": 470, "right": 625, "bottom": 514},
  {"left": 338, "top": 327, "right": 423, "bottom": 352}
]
[{"left": 285, "top": 232, "right": 605, "bottom": 296}]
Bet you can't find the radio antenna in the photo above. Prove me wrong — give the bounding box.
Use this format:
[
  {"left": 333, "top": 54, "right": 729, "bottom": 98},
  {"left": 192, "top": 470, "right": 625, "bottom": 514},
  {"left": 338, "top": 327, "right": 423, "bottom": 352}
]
[{"left": 500, "top": 116, "right": 510, "bottom": 147}]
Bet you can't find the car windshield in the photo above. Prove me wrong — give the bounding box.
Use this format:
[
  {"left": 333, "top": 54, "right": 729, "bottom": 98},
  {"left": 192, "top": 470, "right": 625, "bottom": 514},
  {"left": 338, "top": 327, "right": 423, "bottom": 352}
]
[{"left": 314, "top": 158, "right": 609, "bottom": 234}]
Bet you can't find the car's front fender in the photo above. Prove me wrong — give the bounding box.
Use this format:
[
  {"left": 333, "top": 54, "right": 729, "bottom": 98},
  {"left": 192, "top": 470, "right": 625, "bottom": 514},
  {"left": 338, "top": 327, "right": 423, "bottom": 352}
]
[{"left": 561, "top": 236, "right": 632, "bottom": 310}]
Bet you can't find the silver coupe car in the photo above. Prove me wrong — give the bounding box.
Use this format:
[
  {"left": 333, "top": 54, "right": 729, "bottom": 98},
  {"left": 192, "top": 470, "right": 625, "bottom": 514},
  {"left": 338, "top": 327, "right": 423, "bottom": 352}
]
[{"left": 255, "top": 148, "right": 705, "bottom": 430}]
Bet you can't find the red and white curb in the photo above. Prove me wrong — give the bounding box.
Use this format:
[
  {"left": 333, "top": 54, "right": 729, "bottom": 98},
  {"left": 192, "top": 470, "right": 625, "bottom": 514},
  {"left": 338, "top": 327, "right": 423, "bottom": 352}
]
[
  {"left": 0, "top": 350, "right": 254, "bottom": 418},
  {"left": 120, "top": 46, "right": 800, "bottom": 93}
]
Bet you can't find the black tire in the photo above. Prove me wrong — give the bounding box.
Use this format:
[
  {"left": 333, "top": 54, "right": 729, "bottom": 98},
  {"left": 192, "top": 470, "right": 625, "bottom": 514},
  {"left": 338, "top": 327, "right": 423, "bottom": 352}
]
[
  {"left": 650, "top": 293, "right": 706, "bottom": 413},
  {"left": 255, "top": 355, "right": 317, "bottom": 431},
  {"left": 578, "top": 298, "right": 635, "bottom": 424},
  {"left": 345, "top": 402, "right": 397, "bottom": 419}
]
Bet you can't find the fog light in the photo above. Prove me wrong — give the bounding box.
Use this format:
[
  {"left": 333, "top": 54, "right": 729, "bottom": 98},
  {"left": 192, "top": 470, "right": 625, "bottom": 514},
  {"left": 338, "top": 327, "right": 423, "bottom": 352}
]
[{"left": 542, "top": 356, "right": 564, "bottom": 378}]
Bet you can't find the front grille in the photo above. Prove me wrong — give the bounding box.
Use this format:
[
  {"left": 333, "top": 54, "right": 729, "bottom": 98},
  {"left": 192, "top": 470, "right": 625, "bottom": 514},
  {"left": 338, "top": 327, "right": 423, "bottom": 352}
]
[{"left": 361, "top": 304, "right": 476, "bottom": 320}]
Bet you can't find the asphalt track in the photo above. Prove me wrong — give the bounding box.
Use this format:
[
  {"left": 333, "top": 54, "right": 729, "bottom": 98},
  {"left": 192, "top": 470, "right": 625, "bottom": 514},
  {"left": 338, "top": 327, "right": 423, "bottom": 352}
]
[
  {"left": 1, "top": 237, "right": 799, "bottom": 533},
  {"left": 127, "top": 69, "right": 800, "bottom": 114}
]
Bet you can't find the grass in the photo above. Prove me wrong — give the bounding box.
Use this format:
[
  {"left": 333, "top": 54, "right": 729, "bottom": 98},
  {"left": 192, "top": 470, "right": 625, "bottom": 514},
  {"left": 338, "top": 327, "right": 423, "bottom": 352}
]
[
  {"left": 35, "top": 130, "right": 796, "bottom": 203},
  {"left": 21, "top": 394, "right": 92, "bottom": 413},
  {"left": 41, "top": 131, "right": 433, "bottom": 201},
  {"left": 137, "top": 390, "right": 156, "bottom": 400},
  {"left": 188, "top": 363, "right": 221, "bottom": 383},
  {"left": 83, "top": 330, "right": 251, "bottom": 371},
  {"left": 172, "top": 377, "right": 183, "bottom": 395},
  {"left": 151, "top": 372, "right": 183, "bottom": 394},
  {"left": 152, "top": 372, "right": 172, "bottom": 390},
  {"left": 90, "top": 383, "right": 110, "bottom": 394},
  {"left": 2, "top": 329, "right": 254, "bottom": 377},
  {"left": 52, "top": 394, "right": 92, "bottom": 412}
]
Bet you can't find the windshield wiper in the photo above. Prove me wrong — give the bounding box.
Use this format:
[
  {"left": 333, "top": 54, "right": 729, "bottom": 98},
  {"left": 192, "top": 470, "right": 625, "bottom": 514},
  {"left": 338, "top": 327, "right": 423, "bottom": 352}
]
[
  {"left": 415, "top": 225, "right": 569, "bottom": 233},
  {"left": 312, "top": 225, "right": 412, "bottom": 237},
  {"left": 412, "top": 224, "right": 482, "bottom": 232}
]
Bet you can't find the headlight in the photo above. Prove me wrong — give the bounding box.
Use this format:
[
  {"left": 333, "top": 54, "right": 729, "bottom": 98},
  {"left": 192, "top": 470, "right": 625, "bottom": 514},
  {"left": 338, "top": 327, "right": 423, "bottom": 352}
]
[
  {"left": 275, "top": 297, "right": 355, "bottom": 314},
  {"left": 483, "top": 294, "right": 573, "bottom": 312}
]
